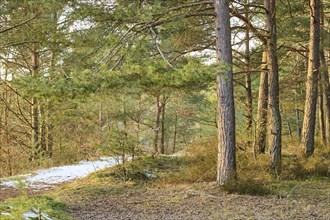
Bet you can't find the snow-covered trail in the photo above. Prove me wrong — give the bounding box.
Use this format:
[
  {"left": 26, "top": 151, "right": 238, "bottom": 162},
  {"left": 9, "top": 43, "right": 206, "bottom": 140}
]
[{"left": 0, "top": 157, "right": 120, "bottom": 190}]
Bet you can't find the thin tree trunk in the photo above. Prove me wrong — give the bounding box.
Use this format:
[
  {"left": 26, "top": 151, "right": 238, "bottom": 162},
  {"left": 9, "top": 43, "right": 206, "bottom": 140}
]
[
  {"left": 46, "top": 120, "right": 53, "bottom": 158},
  {"left": 45, "top": 48, "right": 57, "bottom": 158},
  {"left": 318, "top": 76, "right": 326, "bottom": 144},
  {"left": 215, "top": 0, "right": 236, "bottom": 185},
  {"left": 153, "top": 96, "right": 161, "bottom": 155},
  {"left": 160, "top": 98, "right": 166, "bottom": 154},
  {"left": 255, "top": 51, "right": 268, "bottom": 154},
  {"left": 320, "top": 51, "right": 330, "bottom": 145},
  {"left": 295, "top": 110, "right": 301, "bottom": 138},
  {"left": 31, "top": 50, "right": 40, "bottom": 160},
  {"left": 320, "top": 4, "right": 330, "bottom": 145},
  {"left": 173, "top": 113, "right": 178, "bottom": 154},
  {"left": 301, "top": 0, "right": 321, "bottom": 156},
  {"left": 99, "top": 102, "right": 104, "bottom": 146},
  {"left": 38, "top": 102, "right": 47, "bottom": 157},
  {"left": 287, "top": 120, "right": 292, "bottom": 140},
  {"left": 265, "top": 0, "right": 282, "bottom": 173}
]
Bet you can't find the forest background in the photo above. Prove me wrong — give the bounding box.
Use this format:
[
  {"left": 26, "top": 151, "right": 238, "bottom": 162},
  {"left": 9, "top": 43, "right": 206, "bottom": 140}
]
[{"left": 0, "top": 0, "right": 329, "bottom": 185}]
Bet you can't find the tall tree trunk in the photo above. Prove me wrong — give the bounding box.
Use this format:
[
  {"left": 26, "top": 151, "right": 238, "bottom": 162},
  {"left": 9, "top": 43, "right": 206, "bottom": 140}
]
[
  {"left": 215, "top": 0, "right": 236, "bottom": 185},
  {"left": 320, "top": 3, "right": 330, "bottom": 145},
  {"left": 301, "top": 0, "right": 321, "bottom": 156},
  {"left": 31, "top": 50, "right": 40, "bottom": 161},
  {"left": 153, "top": 96, "right": 161, "bottom": 154},
  {"left": 320, "top": 51, "right": 330, "bottom": 145},
  {"left": 244, "top": 0, "right": 252, "bottom": 135},
  {"left": 255, "top": 51, "right": 268, "bottom": 154},
  {"left": 45, "top": 48, "right": 57, "bottom": 158},
  {"left": 265, "top": 0, "right": 282, "bottom": 173}
]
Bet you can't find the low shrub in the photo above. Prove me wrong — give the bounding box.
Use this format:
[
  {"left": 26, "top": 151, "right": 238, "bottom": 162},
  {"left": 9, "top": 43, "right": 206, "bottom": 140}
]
[{"left": 222, "top": 177, "right": 271, "bottom": 196}]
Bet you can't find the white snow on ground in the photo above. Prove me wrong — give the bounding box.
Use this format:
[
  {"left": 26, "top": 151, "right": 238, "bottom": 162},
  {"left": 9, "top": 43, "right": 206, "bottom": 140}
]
[
  {"left": 23, "top": 209, "right": 53, "bottom": 220},
  {"left": 0, "top": 157, "right": 120, "bottom": 190}
]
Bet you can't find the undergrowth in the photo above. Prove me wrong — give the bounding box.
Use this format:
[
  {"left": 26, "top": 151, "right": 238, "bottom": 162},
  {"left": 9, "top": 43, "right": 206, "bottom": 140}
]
[
  {"left": 80, "top": 136, "right": 329, "bottom": 196},
  {"left": 95, "top": 156, "right": 183, "bottom": 183},
  {"left": 159, "top": 137, "right": 329, "bottom": 195}
]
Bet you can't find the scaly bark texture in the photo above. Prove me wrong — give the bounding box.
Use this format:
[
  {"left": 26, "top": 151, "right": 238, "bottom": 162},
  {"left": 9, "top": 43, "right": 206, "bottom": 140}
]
[
  {"left": 265, "top": 0, "right": 282, "bottom": 173},
  {"left": 256, "top": 51, "right": 268, "bottom": 154},
  {"left": 215, "top": 0, "right": 236, "bottom": 185},
  {"left": 301, "top": 0, "right": 321, "bottom": 156}
]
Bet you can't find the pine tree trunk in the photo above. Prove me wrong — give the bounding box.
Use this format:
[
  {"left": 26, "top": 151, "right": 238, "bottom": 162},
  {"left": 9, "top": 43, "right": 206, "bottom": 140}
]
[
  {"left": 31, "top": 50, "right": 40, "bottom": 161},
  {"left": 244, "top": 1, "right": 252, "bottom": 134},
  {"left": 255, "top": 51, "right": 268, "bottom": 154},
  {"left": 265, "top": 0, "right": 282, "bottom": 173},
  {"left": 215, "top": 0, "right": 236, "bottom": 185},
  {"left": 301, "top": 0, "right": 321, "bottom": 156},
  {"left": 320, "top": 51, "right": 330, "bottom": 145},
  {"left": 153, "top": 96, "right": 161, "bottom": 155},
  {"left": 318, "top": 77, "right": 326, "bottom": 144},
  {"left": 160, "top": 98, "right": 166, "bottom": 154}
]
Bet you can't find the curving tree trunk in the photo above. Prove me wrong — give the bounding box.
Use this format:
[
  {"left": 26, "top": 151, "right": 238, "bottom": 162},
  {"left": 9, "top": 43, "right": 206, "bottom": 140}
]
[
  {"left": 301, "top": 0, "right": 321, "bottom": 156},
  {"left": 215, "top": 0, "right": 236, "bottom": 185}
]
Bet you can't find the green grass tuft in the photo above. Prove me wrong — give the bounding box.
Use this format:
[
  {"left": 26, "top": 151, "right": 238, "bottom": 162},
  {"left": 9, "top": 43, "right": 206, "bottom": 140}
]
[{"left": 0, "top": 195, "right": 71, "bottom": 220}]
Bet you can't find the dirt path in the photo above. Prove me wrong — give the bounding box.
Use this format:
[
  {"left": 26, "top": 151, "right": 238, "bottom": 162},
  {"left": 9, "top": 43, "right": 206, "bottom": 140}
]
[
  {"left": 0, "top": 186, "right": 21, "bottom": 202},
  {"left": 62, "top": 183, "right": 330, "bottom": 220},
  {"left": 0, "top": 186, "right": 52, "bottom": 203}
]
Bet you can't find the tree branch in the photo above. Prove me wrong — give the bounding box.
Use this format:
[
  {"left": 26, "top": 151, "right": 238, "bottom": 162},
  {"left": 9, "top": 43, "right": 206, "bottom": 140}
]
[{"left": 0, "top": 13, "right": 40, "bottom": 34}]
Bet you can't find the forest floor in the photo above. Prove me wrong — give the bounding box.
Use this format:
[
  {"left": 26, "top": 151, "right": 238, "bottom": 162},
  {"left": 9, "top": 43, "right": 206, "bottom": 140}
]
[
  {"left": 1, "top": 154, "right": 330, "bottom": 220},
  {"left": 59, "top": 180, "right": 330, "bottom": 220},
  {"left": 52, "top": 155, "right": 329, "bottom": 220}
]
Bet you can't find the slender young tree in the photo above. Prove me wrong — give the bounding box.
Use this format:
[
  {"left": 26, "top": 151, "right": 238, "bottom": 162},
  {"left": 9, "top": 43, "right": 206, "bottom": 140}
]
[
  {"left": 255, "top": 51, "right": 268, "bottom": 154},
  {"left": 320, "top": 6, "right": 330, "bottom": 145},
  {"left": 31, "top": 49, "right": 40, "bottom": 160},
  {"left": 215, "top": 0, "right": 236, "bottom": 185},
  {"left": 320, "top": 51, "right": 330, "bottom": 145},
  {"left": 301, "top": 0, "right": 321, "bottom": 156},
  {"left": 265, "top": 0, "right": 282, "bottom": 173}
]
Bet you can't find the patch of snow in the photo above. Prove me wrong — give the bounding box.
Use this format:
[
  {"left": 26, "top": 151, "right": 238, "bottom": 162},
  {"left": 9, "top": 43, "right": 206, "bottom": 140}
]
[
  {"left": 1, "top": 211, "right": 12, "bottom": 216},
  {"left": 144, "top": 171, "right": 157, "bottom": 179},
  {"left": 170, "top": 151, "right": 188, "bottom": 157},
  {"left": 23, "top": 209, "right": 53, "bottom": 220},
  {"left": 0, "top": 157, "right": 120, "bottom": 190}
]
